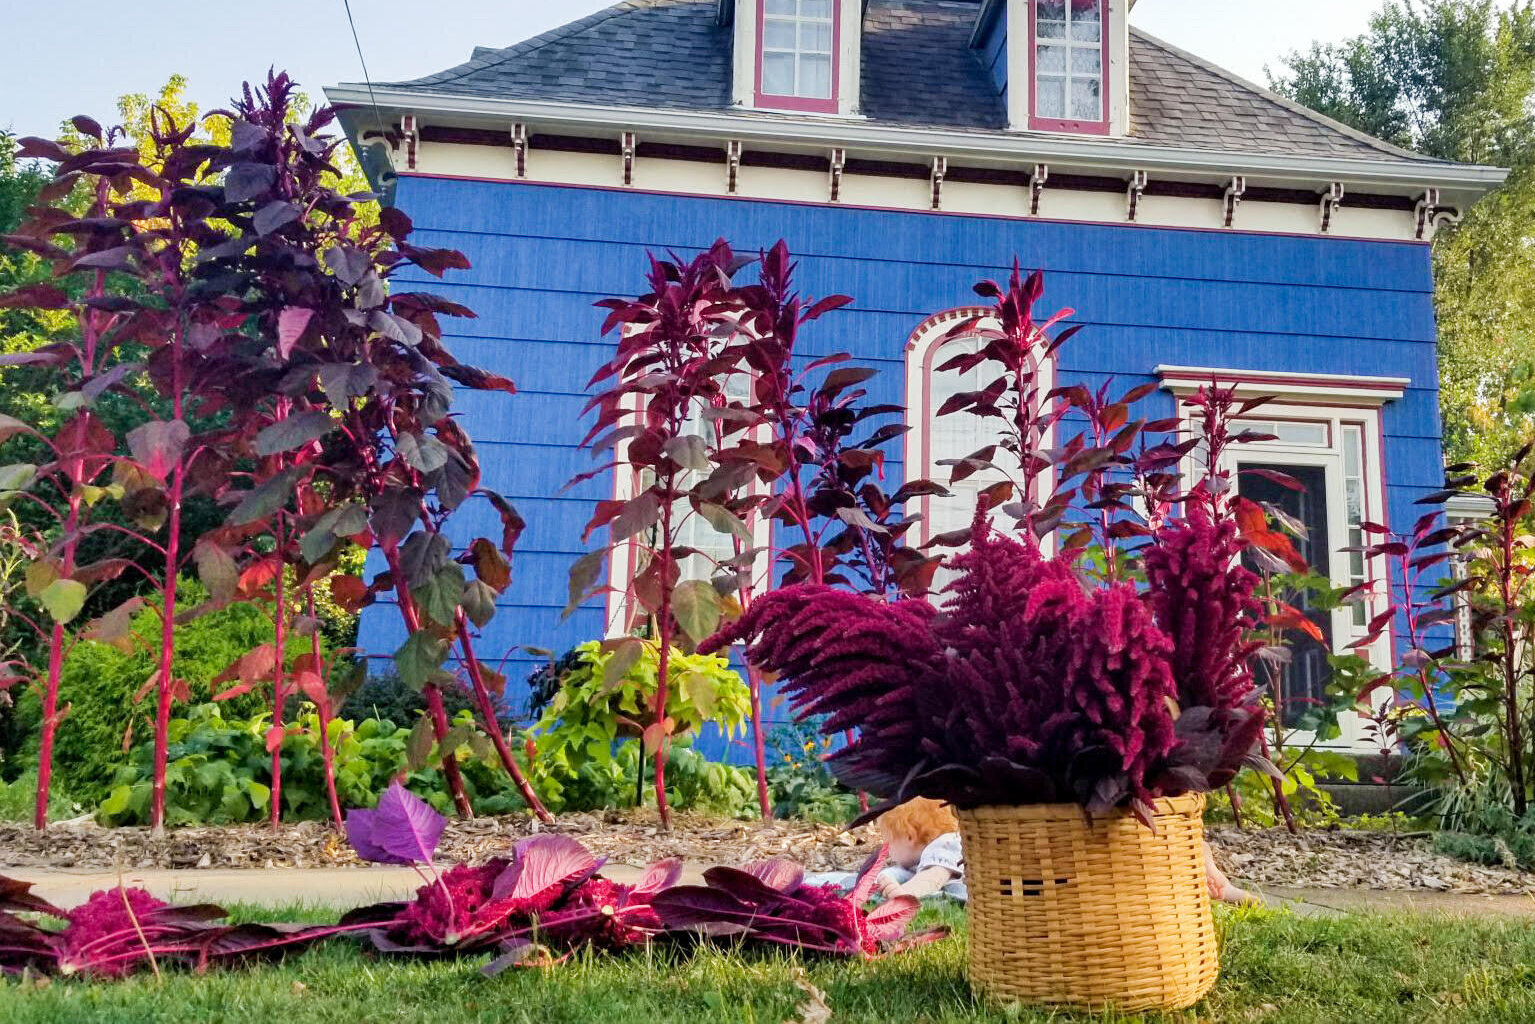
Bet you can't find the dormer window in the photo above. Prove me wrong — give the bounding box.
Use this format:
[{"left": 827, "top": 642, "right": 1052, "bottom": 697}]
[
  {"left": 756, "top": 0, "right": 839, "bottom": 112},
  {"left": 1030, "top": 0, "right": 1109, "bottom": 133}
]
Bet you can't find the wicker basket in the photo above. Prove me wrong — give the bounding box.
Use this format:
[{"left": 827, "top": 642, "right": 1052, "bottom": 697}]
[{"left": 957, "top": 794, "right": 1218, "bottom": 1012}]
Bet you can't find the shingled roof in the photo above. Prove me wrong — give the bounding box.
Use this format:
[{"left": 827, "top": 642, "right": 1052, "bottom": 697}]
[{"left": 376, "top": 0, "right": 1440, "bottom": 166}]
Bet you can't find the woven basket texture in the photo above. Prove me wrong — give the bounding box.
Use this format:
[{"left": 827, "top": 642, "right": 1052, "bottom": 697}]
[{"left": 957, "top": 794, "right": 1217, "bottom": 1011}]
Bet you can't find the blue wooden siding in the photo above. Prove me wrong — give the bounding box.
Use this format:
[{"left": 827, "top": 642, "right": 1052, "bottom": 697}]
[{"left": 364, "top": 175, "right": 1444, "bottom": 760}]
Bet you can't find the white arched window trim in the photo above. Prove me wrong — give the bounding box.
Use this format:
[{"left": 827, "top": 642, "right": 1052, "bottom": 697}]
[
  {"left": 903, "top": 307, "right": 1058, "bottom": 546},
  {"left": 603, "top": 382, "right": 773, "bottom": 637}
]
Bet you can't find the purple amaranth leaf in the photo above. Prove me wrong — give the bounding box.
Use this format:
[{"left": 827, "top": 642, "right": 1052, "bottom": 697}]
[
  {"left": 490, "top": 835, "right": 600, "bottom": 903},
  {"left": 632, "top": 858, "right": 684, "bottom": 898},
  {"left": 744, "top": 858, "right": 804, "bottom": 893},
  {"left": 649, "top": 885, "right": 756, "bottom": 932},
  {"left": 848, "top": 845, "right": 888, "bottom": 907},
  {"left": 701, "top": 866, "right": 817, "bottom": 912},
  {"left": 864, "top": 896, "right": 920, "bottom": 942},
  {"left": 0, "top": 911, "right": 56, "bottom": 975},
  {"left": 346, "top": 783, "right": 445, "bottom": 866},
  {"left": 0, "top": 876, "right": 65, "bottom": 917}
]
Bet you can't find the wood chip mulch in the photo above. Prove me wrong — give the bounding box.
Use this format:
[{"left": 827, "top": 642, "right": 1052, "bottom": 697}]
[
  {"left": 3, "top": 813, "right": 1532, "bottom": 895},
  {"left": 1208, "top": 825, "right": 1535, "bottom": 895},
  {"left": 0, "top": 811, "right": 882, "bottom": 873}
]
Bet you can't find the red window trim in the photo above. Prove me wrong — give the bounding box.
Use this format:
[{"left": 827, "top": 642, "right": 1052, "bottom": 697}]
[
  {"left": 1026, "top": 0, "right": 1111, "bottom": 135},
  {"left": 754, "top": 0, "right": 842, "bottom": 114}
]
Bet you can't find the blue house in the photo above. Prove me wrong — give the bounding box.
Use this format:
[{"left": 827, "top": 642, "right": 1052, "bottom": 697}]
[{"left": 327, "top": 0, "right": 1504, "bottom": 755}]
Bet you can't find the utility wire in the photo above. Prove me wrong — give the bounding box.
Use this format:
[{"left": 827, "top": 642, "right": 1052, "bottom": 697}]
[{"left": 341, "top": 0, "right": 389, "bottom": 141}]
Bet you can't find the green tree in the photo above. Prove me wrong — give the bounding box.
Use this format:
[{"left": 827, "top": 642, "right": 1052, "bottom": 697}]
[{"left": 1270, "top": 1, "right": 1535, "bottom": 465}]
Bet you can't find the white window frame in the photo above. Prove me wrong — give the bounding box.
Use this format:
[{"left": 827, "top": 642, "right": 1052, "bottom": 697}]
[
  {"left": 904, "top": 307, "right": 1058, "bottom": 548},
  {"left": 1029, "top": 0, "right": 1110, "bottom": 132},
  {"left": 759, "top": 0, "right": 836, "bottom": 102},
  {"left": 1445, "top": 492, "right": 1494, "bottom": 661},
  {"left": 1159, "top": 366, "right": 1406, "bottom": 751},
  {"left": 604, "top": 382, "right": 772, "bottom": 637}
]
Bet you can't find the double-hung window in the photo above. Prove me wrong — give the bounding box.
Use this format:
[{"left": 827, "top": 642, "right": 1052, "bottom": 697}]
[
  {"left": 758, "top": 0, "right": 838, "bottom": 112},
  {"left": 1031, "top": 0, "right": 1109, "bottom": 132}
]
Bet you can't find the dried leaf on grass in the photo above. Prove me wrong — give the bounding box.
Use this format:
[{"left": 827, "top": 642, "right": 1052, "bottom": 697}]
[{"left": 783, "top": 969, "right": 832, "bottom": 1024}]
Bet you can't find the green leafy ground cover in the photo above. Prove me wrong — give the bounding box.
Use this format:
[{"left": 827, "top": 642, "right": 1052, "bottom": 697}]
[{"left": 7, "top": 904, "right": 1535, "bottom": 1023}]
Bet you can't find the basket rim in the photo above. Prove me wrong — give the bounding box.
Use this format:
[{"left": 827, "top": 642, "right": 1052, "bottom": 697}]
[{"left": 954, "top": 792, "right": 1206, "bottom": 822}]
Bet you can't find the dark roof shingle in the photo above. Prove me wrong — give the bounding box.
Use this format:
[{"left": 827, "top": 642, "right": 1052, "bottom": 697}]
[{"left": 377, "top": 0, "right": 1437, "bottom": 165}]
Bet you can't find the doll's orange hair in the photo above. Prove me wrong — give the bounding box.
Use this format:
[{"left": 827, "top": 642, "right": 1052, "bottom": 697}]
[{"left": 877, "top": 797, "right": 957, "bottom": 847}]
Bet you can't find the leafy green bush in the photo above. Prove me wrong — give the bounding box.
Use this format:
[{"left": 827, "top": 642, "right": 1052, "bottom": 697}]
[
  {"left": 528, "top": 640, "right": 750, "bottom": 800},
  {"left": 15, "top": 581, "right": 322, "bottom": 803},
  {"left": 95, "top": 703, "right": 534, "bottom": 826},
  {"left": 1434, "top": 829, "right": 1535, "bottom": 870},
  {"left": 531, "top": 738, "right": 757, "bottom": 816},
  {"left": 0, "top": 769, "right": 81, "bottom": 823},
  {"left": 99, "top": 704, "right": 273, "bottom": 826},
  {"left": 1427, "top": 771, "right": 1535, "bottom": 871},
  {"left": 764, "top": 718, "right": 859, "bottom": 823},
  {"left": 335, "top": 672, "right": 485, "bottom": 731}
]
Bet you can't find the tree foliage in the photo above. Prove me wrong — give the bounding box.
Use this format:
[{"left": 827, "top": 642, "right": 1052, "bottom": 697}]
[{"left": 1269, "top": 1, "right": 1535, "bottom": 464}]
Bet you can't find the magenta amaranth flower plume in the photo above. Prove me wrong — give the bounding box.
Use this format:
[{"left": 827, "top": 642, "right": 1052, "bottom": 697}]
[
  {"left": 707, "top": 505, "right": 1266, "bottom": 822},
  {"left": 1143, "top": 502, "right": 1264, "bottom": 710},
  {"left": 0, "top": 874, "right": 352, "bottom": 979}
]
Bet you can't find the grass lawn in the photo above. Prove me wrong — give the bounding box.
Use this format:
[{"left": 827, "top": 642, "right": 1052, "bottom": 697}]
[{"left": 7, "top": 903, "right": 1535, "bottom": 1023}]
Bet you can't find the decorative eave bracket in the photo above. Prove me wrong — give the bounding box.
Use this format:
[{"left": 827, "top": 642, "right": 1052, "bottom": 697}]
[
  {"left": 511, "top": 123, "right": 528, "bottom": 179},
  {"left": 1029, "top": 164, "right": 1049, "bottom": 216},
  {"left": 726, "top": 140, "right": 742, "bottom": 195},
  {"left": 1319, "top": 182, "right": 1344, "bottom": 233},
  {"left": 399, "top": 114, "right": 419, "bottom": 171},
  {"left": 1126, "top": 170, "right": 1148, "bottom": 222},
  {"left": 930, "top": 156, "right": 947, "bottom": 211},
  {"left": 1222, "top": 175, "right": 1245, "bottom": 228},
  {"left": 621, "top": 131, "right": 637, "bottom": 186},
  {"left": 829, "top": 147, "right": 846, "bottom": 202}
]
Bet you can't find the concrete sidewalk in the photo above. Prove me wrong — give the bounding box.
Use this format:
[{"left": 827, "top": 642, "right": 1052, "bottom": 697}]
[
  {"left": 10, "top": 866, "right": 1530, "bottom": 919},
  {"left": 11, "top": 863, "right": 700, "bottom": 911},
  {"left": 1261, "top": 885, "right": 1535, "bottom": 918}
]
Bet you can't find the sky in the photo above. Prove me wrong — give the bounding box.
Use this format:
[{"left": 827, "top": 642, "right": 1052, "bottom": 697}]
[{"left": 1, "top": 0, "right": 1388, "bottom": 139}]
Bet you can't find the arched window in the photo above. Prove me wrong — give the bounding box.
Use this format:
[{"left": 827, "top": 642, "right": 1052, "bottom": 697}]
[
  {"left": 903, "top": 308, "right": 1053, "bottom": 545},
  {"left": 605, "top": 373, "right": 769, "bottom": 635}
]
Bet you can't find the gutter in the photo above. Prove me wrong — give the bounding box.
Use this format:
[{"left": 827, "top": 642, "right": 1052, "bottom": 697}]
[{"left": 323, "top": 84, "right": 1508, "bottom": 197}]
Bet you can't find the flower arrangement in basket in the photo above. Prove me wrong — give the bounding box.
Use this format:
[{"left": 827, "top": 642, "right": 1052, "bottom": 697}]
[{"left": 704, "top": 267, "right": 1298, "bottom": 1012}]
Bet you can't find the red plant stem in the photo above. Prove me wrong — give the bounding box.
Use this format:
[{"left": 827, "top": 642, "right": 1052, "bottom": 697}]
[
  {"left": 454, "top": 614, "right": 554, "bottom": 823},
  {"left": 150, "top": 309, "right": 188, "bottom": 834},
  {"left": 1395, "top": 551, "right": 1468, "bottom": 787},
  {"left": 1258, "top": 729, "right": 1297, "bottom": 835},
  {"left": 1497, "top": 499, "right": 1528, "bottom": 816},
  {"left": 36, "top": 254, "right": 108, "bottom": 829},
  {"left": 746, "top": 662, "right": 771, "bottom": 819},
  {"left": 34, "top": 474, "right": 83, "bottom": 830},
  {"left": 382, "top": 546, "right": 472, "bottom": 818},
  {"left": 652, "top": 481, "right": 676, "bottom": 831},
  {"left": 307, "top": 589, "right": 344, "bottom": 831},
  {"left": 270, "top": 523, "right": 287, "bottom": 830}
]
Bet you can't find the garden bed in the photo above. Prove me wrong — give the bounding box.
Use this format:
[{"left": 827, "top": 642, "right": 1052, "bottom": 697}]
[
  {"left": 0, "top": 811, "right": 880, "bottom": 873},
  {"left": 4, "top": 813, "right": 1532, "bottom": 896}
]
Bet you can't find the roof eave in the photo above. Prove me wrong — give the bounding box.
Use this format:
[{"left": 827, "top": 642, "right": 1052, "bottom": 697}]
[{"left": 325, "top": 84, "right": 1509, "bottom": 201}]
